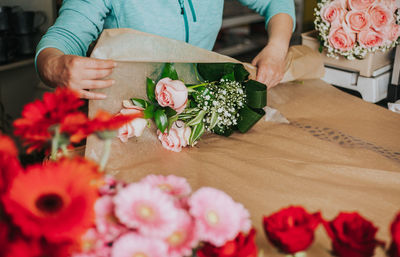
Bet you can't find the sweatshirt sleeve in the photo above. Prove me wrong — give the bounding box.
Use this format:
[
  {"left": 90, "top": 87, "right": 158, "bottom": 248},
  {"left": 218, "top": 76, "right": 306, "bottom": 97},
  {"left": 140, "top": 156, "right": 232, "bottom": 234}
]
[
  {"left": 35, "top": 0, "right": 111, "bottom": 66},
  {"left": 237, "top": 0, "right": 296, "bottom": 31}
]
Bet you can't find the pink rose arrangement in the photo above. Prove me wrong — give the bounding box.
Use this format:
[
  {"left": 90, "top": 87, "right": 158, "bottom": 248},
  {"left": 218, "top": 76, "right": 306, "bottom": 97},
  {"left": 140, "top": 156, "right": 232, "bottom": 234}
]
[
  {"left": 315, "top": 0, "right": 400, "bottom": 59},
  {"left": 119, "top": 63, "right": 267, "bottom": 152},
  {"left": 72, "top": 174, "right": 253, "bottom": 257}
]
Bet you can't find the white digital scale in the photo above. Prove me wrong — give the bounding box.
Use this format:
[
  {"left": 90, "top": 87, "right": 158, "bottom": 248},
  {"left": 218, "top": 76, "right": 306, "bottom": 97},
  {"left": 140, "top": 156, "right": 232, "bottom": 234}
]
[{"left": 322, "top": 65, "right": 392, "bottom": 103}]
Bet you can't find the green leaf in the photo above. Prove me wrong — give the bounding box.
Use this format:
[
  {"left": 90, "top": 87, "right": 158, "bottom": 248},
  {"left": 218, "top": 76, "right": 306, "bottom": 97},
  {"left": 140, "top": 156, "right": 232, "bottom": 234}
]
[
  {"left": 143, "top": 104, "right": 156, "bottom": 119},
  {"left": 212, "top": 126, "right": 234, "bottom": 137},
  {"left": 161, "top": 63, "right": 179, "bottom": 80},
  {"left": 318, "top": 45, "right": 323, "bottom": 53},
  {"left": 165, "top": 107, "right": 177, "bottom": 117},
  {"left": 146, "top": 78, "right": 156, "bottom": 103},
  {"left": 196, "top": 63, "right": 235, "bottom": 82},
  {"left": 234, "top": 64, "right": 250, "bottom": 82},
  {"left": 196, "top": 63, "right": 249, "bottom": 82},
  {"left": 130, "top": 98, "right": 148, "bottom": 109},
  {"left": 189, "top": 122, "right": 205, "bottom": 146},
  {"left": 154, "top": 109, "right": 168, "bottom": 133},
  {"left": 243, "top": 80, "right": 267, "bottom": 109},
  {"left": 222, "top": 71, "right": 235, "bottom": 81},
  {"left": 237, "top": 105, "right": 266, "bottom": 133},
  {"left": 209, "top": 110, "right": 219, "bottom": 130},
  {"left": 167, "top": 114, "right": 179, "bottom": 130},
  {"left": 186, "top": 110, "right": 206, "bottom": 126}
]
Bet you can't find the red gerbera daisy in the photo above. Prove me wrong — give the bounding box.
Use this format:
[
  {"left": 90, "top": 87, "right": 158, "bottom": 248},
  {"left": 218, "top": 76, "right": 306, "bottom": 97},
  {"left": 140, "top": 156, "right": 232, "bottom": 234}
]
[
  {"left": 0, "top": 134, "right": 23, "bottom": 194},
  {"left": 88, "top": 110, "right": 142, "bottom": 139},
  {"left": 60, "top": 113, "right": 91, "bottom": 144},
  {"left": 2, "top": 157, "right": 101, "bottom": 243},
  {"left": 2, "top": 237, "right": 44, "bottom": 257},
  {"left": 13, "top": 88, "right": 84, "bottom": 153}
]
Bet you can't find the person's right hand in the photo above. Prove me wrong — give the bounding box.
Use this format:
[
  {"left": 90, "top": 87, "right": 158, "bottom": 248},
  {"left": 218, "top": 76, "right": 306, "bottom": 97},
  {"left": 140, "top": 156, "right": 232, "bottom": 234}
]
[{"left": 37, "top": 48, "right": 117, "bottom": 100}]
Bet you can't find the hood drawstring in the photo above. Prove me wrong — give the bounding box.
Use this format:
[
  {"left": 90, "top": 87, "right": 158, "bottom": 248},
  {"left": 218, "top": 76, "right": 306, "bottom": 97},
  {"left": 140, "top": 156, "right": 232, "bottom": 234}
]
[
  {"left": 188, "top": 0, "right": 197, "bottom": 22},
  {"left": 178, "top": 0, "right": 197, "bottom": 43}
]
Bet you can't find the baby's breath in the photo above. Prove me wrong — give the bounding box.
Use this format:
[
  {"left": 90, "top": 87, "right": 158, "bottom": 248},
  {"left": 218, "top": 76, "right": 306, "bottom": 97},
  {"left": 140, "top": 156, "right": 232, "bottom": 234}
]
[{"left": 195, "top": 78, "right": 246, "bottom": 132}]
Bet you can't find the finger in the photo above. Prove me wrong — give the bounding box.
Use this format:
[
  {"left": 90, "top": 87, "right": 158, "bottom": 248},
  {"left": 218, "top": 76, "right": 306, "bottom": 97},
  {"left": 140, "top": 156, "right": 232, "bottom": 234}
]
[
  {"left": 77, "top": 89, "right": 107, "bottom": 100},
  {"left": 256, "top": 68, "right": 268, "bottom": 84},
  {"left": 84, "top": 68, "right": 114, "bottom": 80},
  {"left": 82, "top": 79, "right": 115, "bottom": 89},
  {"left": 251, "top": 56, "right": 259, "bottom": 66},
  {"left": 83, "top": 58, "right": 117, "bottom": 69}
]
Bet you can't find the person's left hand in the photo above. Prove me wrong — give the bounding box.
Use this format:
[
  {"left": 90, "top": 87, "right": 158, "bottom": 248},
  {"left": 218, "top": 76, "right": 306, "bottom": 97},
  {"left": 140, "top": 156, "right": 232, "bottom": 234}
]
[{"left": 251, "top": 43, "right": 288, "bottom": 89}]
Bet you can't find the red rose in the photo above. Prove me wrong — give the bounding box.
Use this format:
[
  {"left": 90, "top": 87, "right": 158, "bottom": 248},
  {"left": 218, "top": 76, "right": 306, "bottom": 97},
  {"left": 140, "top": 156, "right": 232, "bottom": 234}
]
[
  {"left": 323, "top": 212, "right": 385, "bottom": 257},
  {"left": 389, "top": 212, "right": 400, "bottom": 257},
  {"left": 197, "top": 228, "right": 258, "bottom": 257},
  {"left": 263, "top": 206, "right": 321, "bottom": 254}
]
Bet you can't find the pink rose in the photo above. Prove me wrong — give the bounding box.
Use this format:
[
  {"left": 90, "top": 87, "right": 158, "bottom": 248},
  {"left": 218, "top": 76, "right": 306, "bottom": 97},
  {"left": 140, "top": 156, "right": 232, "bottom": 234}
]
[
  {"left": 368, "top": 3, "right": 393, "bottom": 31},
  {"left": 345, "top": 10, "right": 370, "bottom": 32},
  {"left": 118, "top": 101, "right": 147, "bottom": 143},
  {"left": 348, "top": 0, "right": 374, "bottom": 10},
  {"left": 358, "top": 29, "right": 385, "bottom": 48},
  {"left": 157, "top": 120, "right": 191, "bottom": 152},
  {"left": 384, "top": 23, "right": 400, "bottom": 42},
  {"left": 155, "top": 78, "right": 188, "bottom": 114},
  {"left": 328, "top": 27, "right": 356, "bottom": 51},
  {"left": 338, "top": 0, "right": 348, "bottom": 9},
  {"left": 321, "top": 2, "right": 347, "bottom": 27},
  {"left": 387, "top": 0, "right": 400, "bottom": 13}
]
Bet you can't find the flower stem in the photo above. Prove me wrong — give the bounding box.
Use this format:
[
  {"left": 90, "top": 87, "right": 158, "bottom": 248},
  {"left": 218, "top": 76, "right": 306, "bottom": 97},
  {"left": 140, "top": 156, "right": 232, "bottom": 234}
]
[
  {"left": 188, "top": 81, "right": 216, "bottom": 89},
  {"left": 60, "top": 144, "right": 69, "bottom": 157},
  {"left": 50, "top": 126, "right": 60, "bottom": 161},
  {"left": 99, "top": 138, "right": 112, "bottom": 171}
]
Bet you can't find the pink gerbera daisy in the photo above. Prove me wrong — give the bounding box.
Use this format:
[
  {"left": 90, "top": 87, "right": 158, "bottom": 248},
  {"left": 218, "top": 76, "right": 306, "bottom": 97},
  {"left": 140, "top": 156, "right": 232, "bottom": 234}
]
[
  {"left": 140, "top": 174, "right": 191, "bottom": 198},
  {"left": 111, "top": 232, "right": 168, "bottom": 257},
  {"left": 98, "top": 175, "right": 125, "bottom": 196},
  {"left": 189, "top": 187, "right": 244, "bottom": 247},
  {"left": 73, "top": 228, "right": 111, "bottom": 257},
  {"left": 165, "top": 210, "right": 199, "bottom": 257},
  {"left": 94, "top": 196, "right": 128, "bottom": 242},
  {"left": 114, "top": 183, "right": 179, "bottom": 238},
  {"left": 237, "top": 202, "right": 252, "bottom": 233}
]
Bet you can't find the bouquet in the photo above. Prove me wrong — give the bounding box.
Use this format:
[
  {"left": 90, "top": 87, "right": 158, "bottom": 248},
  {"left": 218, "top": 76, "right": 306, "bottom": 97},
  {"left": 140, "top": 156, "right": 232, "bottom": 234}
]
[
  {"left": 314, "top": 0, "right": 400, "bottom": 59},
  {"left": 117, "top": 63, "right": 267, "bottom": 152}
]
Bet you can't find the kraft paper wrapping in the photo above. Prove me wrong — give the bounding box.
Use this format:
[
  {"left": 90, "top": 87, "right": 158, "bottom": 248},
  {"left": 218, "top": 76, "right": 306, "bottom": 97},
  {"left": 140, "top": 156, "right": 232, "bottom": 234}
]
[{"left": 87, "top": 29, "right": 399, "bottom": 256}]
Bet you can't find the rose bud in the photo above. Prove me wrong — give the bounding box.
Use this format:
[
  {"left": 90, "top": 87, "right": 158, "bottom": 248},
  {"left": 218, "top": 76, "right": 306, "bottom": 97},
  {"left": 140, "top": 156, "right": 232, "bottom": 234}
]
[
  {"left": 263, "top": 206, "right": 321, "bottom": 254},
  {"left": 197, "top": 228, "right": 258, "bottom": 257},
  {"left": 155, "top": 78, "right": 188, "bottom": 114},
  {"left": 323, "top": 212, "right": 385, "bottom": 257},
  {"left": 388, "top": 212, "right": 400, "bottom": 257}
]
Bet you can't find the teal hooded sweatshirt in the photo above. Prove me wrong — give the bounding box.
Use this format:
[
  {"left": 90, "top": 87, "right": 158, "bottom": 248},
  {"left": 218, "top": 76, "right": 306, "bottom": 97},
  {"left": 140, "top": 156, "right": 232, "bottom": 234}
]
[{"left": 36, "top": 0, "right": 295, "bottom": 61}]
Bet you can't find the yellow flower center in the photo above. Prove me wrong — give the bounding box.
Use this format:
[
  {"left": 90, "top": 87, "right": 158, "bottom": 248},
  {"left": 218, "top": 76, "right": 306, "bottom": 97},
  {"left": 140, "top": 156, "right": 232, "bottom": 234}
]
[
  {"left": 133, "top": 253, "right": 148, "bottom": 257},
  {"left": 138, "top": 205, "right": 154, "bottom": 220},
  {"left": 158, "top": 183, "right": 173, "bottom": 192},
  {"left": 82, "top": 240, "right": 95, "bottom": 252},
  {"left": 206, "top": 211, "right": 219, "bottom": 225},
  {"left": 167, "top": 231, "right": 185, "bottom": 246}
]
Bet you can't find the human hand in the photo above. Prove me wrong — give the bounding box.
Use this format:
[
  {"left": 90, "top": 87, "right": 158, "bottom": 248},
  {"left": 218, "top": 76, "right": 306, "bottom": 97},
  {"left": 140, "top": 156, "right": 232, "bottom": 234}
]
[
  {"left": 251, "top": 43, "right": 288, "bottom": 89},
  {"left": 37, "top": 48, "right": 116, "bottom": 100}
]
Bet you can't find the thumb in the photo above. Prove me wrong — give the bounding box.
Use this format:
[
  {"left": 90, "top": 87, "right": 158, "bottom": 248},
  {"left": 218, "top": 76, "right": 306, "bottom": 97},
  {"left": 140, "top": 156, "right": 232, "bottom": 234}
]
[{"left": 251, "top": 56, "right": 259, "bottom": 66}]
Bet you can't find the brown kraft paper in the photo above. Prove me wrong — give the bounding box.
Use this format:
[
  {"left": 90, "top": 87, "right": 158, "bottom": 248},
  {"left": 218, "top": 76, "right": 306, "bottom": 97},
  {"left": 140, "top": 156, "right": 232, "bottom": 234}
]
[{"left": 86, "top": 29, "right": 399, "bottom": 256}]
